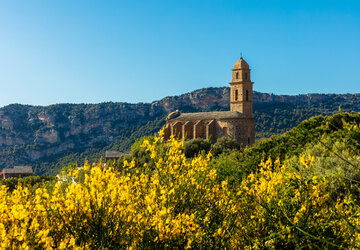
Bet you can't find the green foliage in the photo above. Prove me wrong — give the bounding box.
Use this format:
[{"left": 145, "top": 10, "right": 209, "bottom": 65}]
[
  {"left": 130, "top": 136, "right": 155, "bottom": 168},
  {"left": 210, "top": 151, "right": 248, "bottom": 186},
  {"left": 212, "top": 112, "right": 360, "bottom": 186},
  {"left": 0, "top": 176, "right": 56, "bottom": 192},
  {"left": 183, "top": 138, "right": 211, "bottom": 158},
  {"left": 212, "top": 137, "right": 241, "bottom": 156},
  {"left": 291, "top": 140, "right": 360, "bottom": 197}
]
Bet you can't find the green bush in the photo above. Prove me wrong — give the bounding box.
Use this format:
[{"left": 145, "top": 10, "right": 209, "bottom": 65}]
[
  {"left": 212, "top": 137, "right": 241, "bottom": 156},
  {"left": 210, "top": 112, "right": 360, "bottom": 187},
  {"left": 130, "top": 136, "right": 155, "bottom": 168},
  {"left": 183, "top": 138, "right": 211, "bottom": 158},
  {"left": 0, "top": 176, "right": 56, "bottom": 192}
]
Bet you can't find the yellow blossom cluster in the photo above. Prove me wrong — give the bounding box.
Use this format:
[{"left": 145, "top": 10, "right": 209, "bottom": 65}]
[
  {"left": 0, "top": 132, "right": 235, "bottom": 248},
  {"left": 0, "top": 130, "right": 359, "bottom": 248},
  {"left": 233, "top": 156, "right": 360, "bottom": 248}
]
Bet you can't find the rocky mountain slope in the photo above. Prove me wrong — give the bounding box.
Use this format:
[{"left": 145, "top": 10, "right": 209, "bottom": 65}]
[{"left": 0, "top": 87, "right": 359, "bottom": 175}]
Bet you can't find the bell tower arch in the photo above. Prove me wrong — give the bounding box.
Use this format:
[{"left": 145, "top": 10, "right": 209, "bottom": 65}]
[{"left": 230, "top": 57, "right": 253, "bottom": 117}]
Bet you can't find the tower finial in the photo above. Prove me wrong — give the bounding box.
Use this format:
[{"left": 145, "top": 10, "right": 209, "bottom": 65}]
[{"left": 240, "top": 52, "right": 242, "bottom": 58}]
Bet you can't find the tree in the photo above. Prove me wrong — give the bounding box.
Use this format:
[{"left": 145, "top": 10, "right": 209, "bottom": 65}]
[
  {"left": 184, "top": 138, "right": 211, "bottom": 158},
  {"left": 212, "top": 137, "right": 241, "bottom": 156}
]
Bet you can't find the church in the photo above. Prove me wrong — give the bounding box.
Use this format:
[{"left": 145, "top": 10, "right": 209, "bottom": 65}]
[{"left": 163, "top": 57, "right": 255, "bottom": 146}]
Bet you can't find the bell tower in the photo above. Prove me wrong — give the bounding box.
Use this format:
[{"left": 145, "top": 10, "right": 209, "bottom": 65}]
[{"left": 229, "top": 57, "right": 253, "bottom": 117}]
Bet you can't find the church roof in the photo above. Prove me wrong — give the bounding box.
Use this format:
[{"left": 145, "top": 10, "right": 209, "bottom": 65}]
[
  {"left": 168, "top": 111, "right": 251, "bottom": 121},
  {"left": 233, "top": 57, "right": 249, "bottom": 69}
]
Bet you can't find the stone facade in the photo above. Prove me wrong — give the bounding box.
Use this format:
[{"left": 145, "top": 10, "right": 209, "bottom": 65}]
[{"left": 164, "top": 57, "right": 255, "bottom": 146}]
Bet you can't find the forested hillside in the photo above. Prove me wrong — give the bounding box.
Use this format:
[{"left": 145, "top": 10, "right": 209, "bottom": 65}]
[{"left": 0, "top": 87, "right": 359, "bottom": 175}]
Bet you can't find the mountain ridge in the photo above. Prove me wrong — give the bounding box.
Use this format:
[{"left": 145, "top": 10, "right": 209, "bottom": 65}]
[{"left": 0, "top": 87, "right": 359, "bottom": 175}]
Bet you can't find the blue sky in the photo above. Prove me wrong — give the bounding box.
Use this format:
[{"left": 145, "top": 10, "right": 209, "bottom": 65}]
[{"left": 0, "top": 0, "right": 359, "bottom": 107}]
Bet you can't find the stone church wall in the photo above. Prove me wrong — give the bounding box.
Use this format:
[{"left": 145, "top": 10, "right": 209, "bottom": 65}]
[{"left": 164, "top": 118, "right": 254, "bottom": 146}]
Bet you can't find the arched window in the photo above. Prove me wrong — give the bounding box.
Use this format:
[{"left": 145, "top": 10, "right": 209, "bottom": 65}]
[
  {"left": 236, "top": 72, "right": 239, "bottom": 79},
  {"left": 246, "top": 90, "right": 249, "bottom": 101},
  {"left": 248, "top": 137, "right": 250, "bottom": 144},
  {"left": 245, "top": 72, "right": 248, "bottom": 80},
  {"left": 235, "top": 90, "right": 238, "bottom": 101}
]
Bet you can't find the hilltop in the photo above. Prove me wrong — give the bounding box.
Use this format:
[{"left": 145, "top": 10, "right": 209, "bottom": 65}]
[{"left": 0, "top": 87, "right": 359, "bottom": 175}]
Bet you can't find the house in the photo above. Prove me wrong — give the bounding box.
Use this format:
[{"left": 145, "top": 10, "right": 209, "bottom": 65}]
[
  {"left": 105, "top": 151, "right": 123, "bottom": 162},
  {"left": 0, "top": 166, "right": 34, "bottom": 179}
]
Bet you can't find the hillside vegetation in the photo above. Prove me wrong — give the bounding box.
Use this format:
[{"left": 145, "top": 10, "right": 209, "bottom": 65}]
[
  {"left": 1, "top": 112, "right": 359, "bottom": 248},
  {"left": 0, "top": 87, "right": 359, "bottom": 175},
  {"left": 213, "top": 111, "right": 360, "bottom": 185}
]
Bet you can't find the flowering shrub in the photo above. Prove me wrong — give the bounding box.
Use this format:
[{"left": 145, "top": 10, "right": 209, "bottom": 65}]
[{"left": 1, "top": 126, "right": 360, "bottom": 248}]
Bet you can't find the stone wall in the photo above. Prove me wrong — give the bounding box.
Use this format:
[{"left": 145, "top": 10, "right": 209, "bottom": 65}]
[{"left": 164, "top": 118, "right": 255, "bottom": 146}]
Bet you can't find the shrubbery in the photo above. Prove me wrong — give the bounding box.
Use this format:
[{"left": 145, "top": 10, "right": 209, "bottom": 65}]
[
  {"left": 0, "top": 176, "right": 55, "bottom": 192},
  {"left": 183, "top": 138, "right": 211, "bottom": 158},
  {"left": 0, "top": 113, "right": 360, "bottom": 248},
  {"left": 212, "top": 137, "right": 241, "bottom": 156}
]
